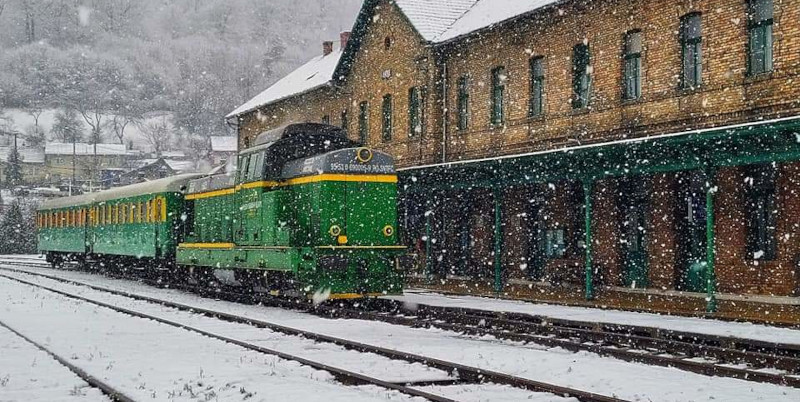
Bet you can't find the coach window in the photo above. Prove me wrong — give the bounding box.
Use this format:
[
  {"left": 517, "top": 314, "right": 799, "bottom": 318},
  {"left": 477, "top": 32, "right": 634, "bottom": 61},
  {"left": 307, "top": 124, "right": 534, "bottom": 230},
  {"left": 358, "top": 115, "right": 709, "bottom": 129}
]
[
  {"left": 129, "top": 204, "right": 135, "bottom": 223},
  {"left": 745, "top": 164, "right": 777, "bottom": 261},
  {"left": 747, "top": 0, "right": 773, "bottom": 76}
]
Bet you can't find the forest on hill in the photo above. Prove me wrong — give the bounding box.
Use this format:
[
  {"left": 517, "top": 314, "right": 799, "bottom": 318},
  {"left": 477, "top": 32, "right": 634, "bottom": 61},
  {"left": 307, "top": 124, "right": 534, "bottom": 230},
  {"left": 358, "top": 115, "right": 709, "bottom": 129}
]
[{"left": 0, "top": 0, "right": 360, "bottom": 145}]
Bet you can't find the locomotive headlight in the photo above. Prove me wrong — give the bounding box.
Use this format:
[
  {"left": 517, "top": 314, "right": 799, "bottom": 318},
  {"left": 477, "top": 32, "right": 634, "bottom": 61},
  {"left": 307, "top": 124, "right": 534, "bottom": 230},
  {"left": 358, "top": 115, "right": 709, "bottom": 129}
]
[
  {"left": 356, "top": 147, "right": 373, "bottom": 163},
  {"left": 329, "top": 225, "right": 342, "bottom": 236},
  {"left": 382, "top": 225, "right": 394, "bottom": 237}
]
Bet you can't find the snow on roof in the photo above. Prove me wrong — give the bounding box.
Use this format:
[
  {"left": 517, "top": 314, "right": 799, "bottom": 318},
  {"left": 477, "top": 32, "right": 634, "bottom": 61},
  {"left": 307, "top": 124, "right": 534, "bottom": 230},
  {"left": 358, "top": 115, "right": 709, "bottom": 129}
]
[
  {"left": 0, "top": 147, "right": 45, "bottom": 164},
  {"left": 39, "top": 173, "right": 207, "bottom": 209},
  {"left": 226, "top": 49, "right": 343, "bottom": 118},
  {"left": 45, "top": 143, "right": 128, "bottom": 156},
  {"left": 160, "top": 150, "right": 186, "bottom": 158},
  {"left": 435, "top": 0, "right": 561, "bottom": 43},
  {"left": 394, "top": 0, "right": 478, "bottom": 42},
  {"left": 164, "top": 160, "right": 198, "bottom": 174},
  {"left": 210, "top": 136, "right": 237, "bottom": 152}
]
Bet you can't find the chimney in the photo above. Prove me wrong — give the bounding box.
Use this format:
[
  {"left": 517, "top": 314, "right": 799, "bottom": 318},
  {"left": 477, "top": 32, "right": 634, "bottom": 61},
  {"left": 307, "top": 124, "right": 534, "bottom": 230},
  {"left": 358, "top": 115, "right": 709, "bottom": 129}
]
[
  {"left": 340, "top": 31, "right": 351, "bottom": 50},
  {"left": 322, "top": 41, "right": 334, "bottom": 56}
]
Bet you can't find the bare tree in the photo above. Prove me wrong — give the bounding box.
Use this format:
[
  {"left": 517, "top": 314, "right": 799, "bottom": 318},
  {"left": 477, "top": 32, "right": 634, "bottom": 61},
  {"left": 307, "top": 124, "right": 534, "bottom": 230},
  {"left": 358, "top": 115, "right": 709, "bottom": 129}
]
[
  {"left": 105, "top": 113, "right": 139, "bottom": 145},
  {"left": 138, "top": 116, "right": 172, "bottom": 157}
]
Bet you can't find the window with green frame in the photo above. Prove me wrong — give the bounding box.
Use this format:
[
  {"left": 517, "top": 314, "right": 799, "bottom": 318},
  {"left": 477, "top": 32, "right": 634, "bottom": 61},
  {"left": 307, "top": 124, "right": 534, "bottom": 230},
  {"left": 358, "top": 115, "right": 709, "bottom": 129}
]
[
  {"left": 744, "top": 164, "right": 778, "bottom": 261},
  {"left": 457, "top": 75, "right": 469, "bottom": 130},
  {"left": 680, "top": 13, "right": 702, "bottom": 89},
  {"left": 381, "top": 94, "right": 393, "bottom": 142},
  {"left": 408, "top": 87, "right": 421, "bottom": 137},
  {"left": 623, "top": 30, "right": 642, "bottom": 100},
  {"left": 747, "top": 0, "right": 773, "bottom": 76},
  {"left": 528, "top": 57, "right": 544, "bottom": 117},
  {"left": 358, "top": 101, "right": 368, "bottom": 144},
  {"left": 572, "top": 44, "right": 591, "bottom": 109},
  {"left": 490, "top": 66, "right": 505, "bottom": 125}
]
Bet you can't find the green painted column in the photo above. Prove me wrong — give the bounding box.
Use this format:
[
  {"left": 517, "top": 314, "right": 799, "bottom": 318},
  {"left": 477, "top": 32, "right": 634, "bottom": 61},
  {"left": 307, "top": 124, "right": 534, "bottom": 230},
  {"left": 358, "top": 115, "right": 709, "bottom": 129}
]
[
  {"left": 705, "top": 169, "right": 718, "bottom": 313},
  {"left": 493, "top": 187, "right": 503, "bottom": 294},
  {"left": 425, "top": 200, "right": 432, "bottom": 282},
  {"left": 583, "top": 180, "right": 594, "bottom": 300}
]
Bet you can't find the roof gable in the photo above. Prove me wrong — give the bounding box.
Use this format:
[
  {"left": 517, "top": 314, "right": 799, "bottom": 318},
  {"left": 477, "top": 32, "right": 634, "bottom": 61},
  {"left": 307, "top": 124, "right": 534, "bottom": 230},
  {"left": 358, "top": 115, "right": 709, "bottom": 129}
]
[{"left": 227, "top": 48, "right": 343, "bottom": 118}]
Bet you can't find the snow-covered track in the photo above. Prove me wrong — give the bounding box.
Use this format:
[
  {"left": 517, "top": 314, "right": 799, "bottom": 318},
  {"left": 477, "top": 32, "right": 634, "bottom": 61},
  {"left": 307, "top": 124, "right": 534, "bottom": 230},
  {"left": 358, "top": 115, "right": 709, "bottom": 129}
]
[
  {"left": 0, "top": 319, "right": 135, "bottom": 402},
  {"left": 0, "top": 271, "right": 458, "bottom": 402},
  {"left": 326, "top": 300, "right": 800, "bottom": 388},
  {"left": 0, "top": 265, "right": 623, "bottom": 402}
]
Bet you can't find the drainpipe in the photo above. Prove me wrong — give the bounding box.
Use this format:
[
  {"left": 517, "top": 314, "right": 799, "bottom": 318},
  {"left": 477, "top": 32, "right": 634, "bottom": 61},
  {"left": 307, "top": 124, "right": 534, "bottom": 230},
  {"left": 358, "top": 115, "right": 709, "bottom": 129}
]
[
  {"left": 441, "top": 59, "right": 448, "bottom": 163},
  {"left": 705, "top": 167, "right": 718, "bottom": 313},
  {"left": 583, "top": 179, "right": 594, "bottom": 300}
]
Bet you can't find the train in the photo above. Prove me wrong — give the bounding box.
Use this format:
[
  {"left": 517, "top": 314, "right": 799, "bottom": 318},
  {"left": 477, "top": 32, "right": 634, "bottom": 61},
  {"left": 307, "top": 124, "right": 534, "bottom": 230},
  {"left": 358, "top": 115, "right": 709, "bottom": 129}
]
[{"left": 36, "top": 123, "right": 405, "bottom": 299}]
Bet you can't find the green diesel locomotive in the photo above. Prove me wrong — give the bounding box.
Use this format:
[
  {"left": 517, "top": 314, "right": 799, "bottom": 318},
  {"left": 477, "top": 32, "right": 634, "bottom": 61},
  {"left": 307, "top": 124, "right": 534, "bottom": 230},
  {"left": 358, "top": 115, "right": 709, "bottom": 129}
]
[{"left": 37, "top": 123, "right": 405, "bottom": 299}]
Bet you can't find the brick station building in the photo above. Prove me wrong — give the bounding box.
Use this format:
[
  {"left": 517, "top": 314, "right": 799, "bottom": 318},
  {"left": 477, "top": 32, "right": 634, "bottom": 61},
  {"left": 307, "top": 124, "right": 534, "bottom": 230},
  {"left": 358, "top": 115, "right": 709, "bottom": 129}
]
[{"left": 229, "top": 0, "right": 800, "bottom": 319}]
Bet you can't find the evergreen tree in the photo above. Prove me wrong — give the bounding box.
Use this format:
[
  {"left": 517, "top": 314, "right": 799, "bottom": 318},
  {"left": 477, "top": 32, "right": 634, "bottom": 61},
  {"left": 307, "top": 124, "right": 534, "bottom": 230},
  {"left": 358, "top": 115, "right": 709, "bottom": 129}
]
[
  {"left": 5, "top": 146, "right": 23, "bottom": 186},
  {"left": 0, "top": 201, "right": 36, "bottom": 255}
]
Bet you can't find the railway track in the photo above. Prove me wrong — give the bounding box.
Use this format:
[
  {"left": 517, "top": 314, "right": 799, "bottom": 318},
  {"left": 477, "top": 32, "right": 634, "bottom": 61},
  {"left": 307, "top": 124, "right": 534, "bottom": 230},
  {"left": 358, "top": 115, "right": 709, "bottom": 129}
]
[
  {"left": 4, "top": 257, "right": 800, "bottom": 390},
  {"left": 0, "top": 263, "right": 622, "bottom": 402},
  {"left": 0, "top": 319, "right": 136, "bottom": 402}
]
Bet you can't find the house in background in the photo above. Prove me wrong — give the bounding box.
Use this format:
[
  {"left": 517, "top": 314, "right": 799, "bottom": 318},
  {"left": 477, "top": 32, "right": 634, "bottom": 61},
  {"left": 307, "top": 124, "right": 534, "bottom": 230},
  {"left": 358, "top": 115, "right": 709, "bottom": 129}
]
[
  {"left": 44, "top": 143, "right": 130, "bottom": 187},
  {"left": 210, "top": 136, "right": 237, "bottom": 166},
  {"left": 0, "top": 147, "right": 46, "bottom": 186}
]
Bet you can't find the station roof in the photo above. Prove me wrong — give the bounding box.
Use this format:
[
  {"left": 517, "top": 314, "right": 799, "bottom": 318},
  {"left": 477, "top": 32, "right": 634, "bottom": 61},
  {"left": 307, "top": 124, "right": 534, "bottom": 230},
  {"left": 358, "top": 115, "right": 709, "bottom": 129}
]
[
  {"left": 226, "top": 48, "right": 343, "bottom": 118},
  {"left": 229, "top": 0, "right": 565, "bottom": 119}
]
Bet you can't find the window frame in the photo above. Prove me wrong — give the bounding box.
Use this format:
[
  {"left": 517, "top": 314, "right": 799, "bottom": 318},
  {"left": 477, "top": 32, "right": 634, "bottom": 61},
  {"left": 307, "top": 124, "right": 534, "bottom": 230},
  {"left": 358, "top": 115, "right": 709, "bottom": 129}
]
[
  {"left": 744, "top": 164, "right": 778, "bottom": 261},
  {"left": 457, "top": 75, "right": 470, "bottom": 131},
  {"left": 381, "top": 94, "right": 393, "bottom": 142},
  {"left": 680, "top": 13, "right": 703, "bottom": 89},
  {"left": 528, "top": 56, "right": 545, "bottom": 117},
  {"left": 747, "top": 0, "right": 774, "bottom": 76},
  {"left": 572, "top": 44, "right": 592, "bottom": 109},
  {"left": 408, "top": 87, "right": 422, "bottom": 137},
  {"left": 490, "top": 66, "right": 506, "bottom": 125},
  {"left": 623, "top": 30, "right": 643, "bottom": 100},
  {"left": 358, "top": 101, "right": 369, "bottom": 144}
]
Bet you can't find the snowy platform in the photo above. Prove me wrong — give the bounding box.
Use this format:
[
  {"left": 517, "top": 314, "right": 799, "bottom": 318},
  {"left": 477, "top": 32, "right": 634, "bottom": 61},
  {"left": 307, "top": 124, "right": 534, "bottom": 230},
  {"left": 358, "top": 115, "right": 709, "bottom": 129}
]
[{"left": 387, "top": 289, "right": 800, "bottom": 346}]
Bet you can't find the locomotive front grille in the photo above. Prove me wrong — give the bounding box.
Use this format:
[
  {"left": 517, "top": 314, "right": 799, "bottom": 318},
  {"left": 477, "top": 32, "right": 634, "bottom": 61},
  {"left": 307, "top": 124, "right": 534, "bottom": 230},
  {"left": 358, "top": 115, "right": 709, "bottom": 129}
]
[{"left": 319, "top": 255, "right": 348, "bottom": 272}]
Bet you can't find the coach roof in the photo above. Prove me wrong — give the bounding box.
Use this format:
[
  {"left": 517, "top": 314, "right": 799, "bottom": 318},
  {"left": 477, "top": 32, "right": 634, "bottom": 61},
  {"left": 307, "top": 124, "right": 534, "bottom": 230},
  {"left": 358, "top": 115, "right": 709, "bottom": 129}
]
[{"left": 40, "top": 173, "right": 206, "bottom": 210}]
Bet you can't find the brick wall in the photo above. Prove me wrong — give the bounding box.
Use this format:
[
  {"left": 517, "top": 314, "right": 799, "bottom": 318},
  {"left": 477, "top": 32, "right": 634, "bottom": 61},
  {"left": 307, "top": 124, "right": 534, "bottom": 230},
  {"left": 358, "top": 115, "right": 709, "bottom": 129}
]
[{"left": 234, "top": 0, "right": 800, "bottom": 296}]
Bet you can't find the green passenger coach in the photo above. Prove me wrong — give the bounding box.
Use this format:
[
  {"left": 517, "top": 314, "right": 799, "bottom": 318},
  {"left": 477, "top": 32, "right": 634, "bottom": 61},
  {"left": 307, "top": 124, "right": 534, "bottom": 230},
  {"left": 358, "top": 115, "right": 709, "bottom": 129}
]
[{"left": 37, "top": 174, "right": 205, "bottom": 266}]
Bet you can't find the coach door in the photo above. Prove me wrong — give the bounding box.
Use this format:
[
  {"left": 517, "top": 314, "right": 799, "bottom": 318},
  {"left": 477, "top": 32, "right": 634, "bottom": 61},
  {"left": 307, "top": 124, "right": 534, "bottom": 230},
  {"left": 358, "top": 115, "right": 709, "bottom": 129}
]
[
  {"left": 236, "top": 151, "right": 265, "bottom": 246},
  {"left": 620, "top": 178, "right": 649, "bottom": 288}
]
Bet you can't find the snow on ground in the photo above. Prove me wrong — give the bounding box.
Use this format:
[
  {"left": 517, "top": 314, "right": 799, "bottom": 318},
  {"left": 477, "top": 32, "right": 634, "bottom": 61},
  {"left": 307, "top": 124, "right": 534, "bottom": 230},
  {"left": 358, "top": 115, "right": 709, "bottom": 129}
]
[
  {"left": 0, "top": 276, "right": 423, "bottom": 402},
  {"left": 387, "top": 290, "right": 800, "bottom": 346},
  {"left": 0, "top": 269, "right": 571, "bottom": 402},
  {"left": 0, "top": 325, "right": 109, "bottom": 402},
  {"left": 3, "top": 265, "right": 799, "bottom": 402}
]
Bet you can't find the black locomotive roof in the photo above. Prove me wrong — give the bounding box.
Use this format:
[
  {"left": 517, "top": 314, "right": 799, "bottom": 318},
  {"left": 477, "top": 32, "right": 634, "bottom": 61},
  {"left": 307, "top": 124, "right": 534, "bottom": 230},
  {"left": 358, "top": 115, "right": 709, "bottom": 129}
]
[
  {"left": 245, "top": 123, "right": 360, "bottom": 180},
  {"left": 252, "top": 123, "right": 355, "bottom": 149}
]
